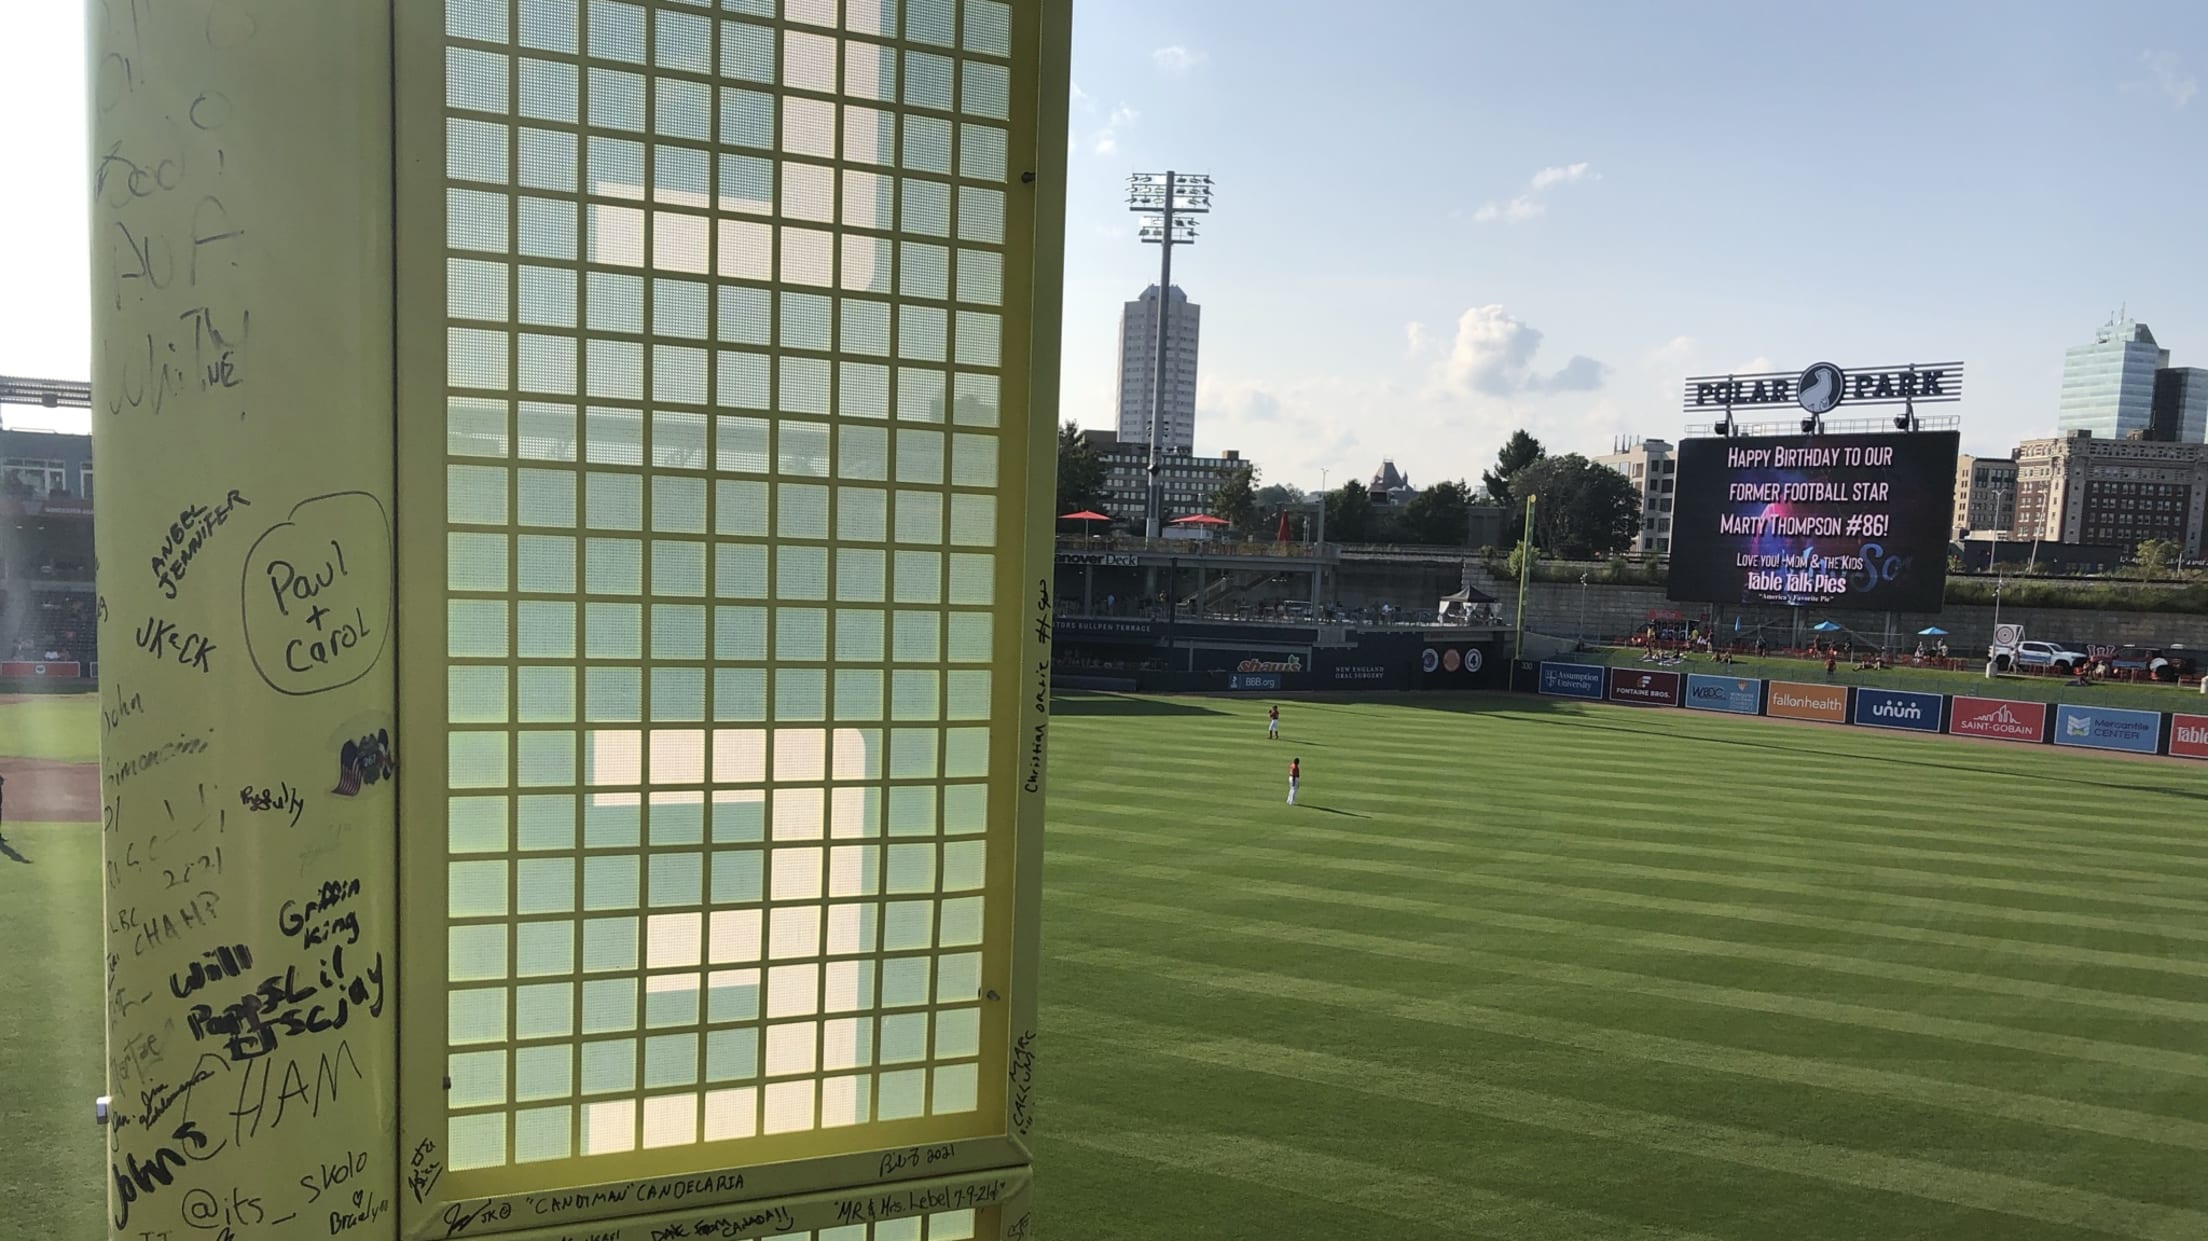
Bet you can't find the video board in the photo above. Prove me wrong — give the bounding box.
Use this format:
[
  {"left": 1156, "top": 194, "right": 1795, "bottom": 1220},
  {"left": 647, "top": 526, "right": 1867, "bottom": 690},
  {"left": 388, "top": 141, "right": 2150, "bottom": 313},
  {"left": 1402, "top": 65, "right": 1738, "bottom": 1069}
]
[{"left": 1668, "top": 431, "right": 1958, "bottom": 611}]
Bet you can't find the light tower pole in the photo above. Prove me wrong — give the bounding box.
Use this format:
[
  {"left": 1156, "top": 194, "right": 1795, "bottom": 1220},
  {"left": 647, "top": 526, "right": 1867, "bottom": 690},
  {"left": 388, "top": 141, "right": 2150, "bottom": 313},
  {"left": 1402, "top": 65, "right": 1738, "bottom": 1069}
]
[{"left": 1128, "top": 171, "right": 1213, "bottom": 540}]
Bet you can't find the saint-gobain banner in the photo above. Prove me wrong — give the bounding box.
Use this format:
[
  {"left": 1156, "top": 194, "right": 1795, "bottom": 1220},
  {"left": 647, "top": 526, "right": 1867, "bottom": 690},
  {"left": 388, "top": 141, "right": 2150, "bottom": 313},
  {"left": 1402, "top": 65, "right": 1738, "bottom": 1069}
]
[
  {"left": 1684, "top": 673, "right": 1761, "bottom": 715},
  {"left": 1851, "top": 687, "right": 1943, "bottom": 732},
  {"left": 1538, "top": 662, "right": 1605, "bottom": 699},
  {"left": 2052, "top": 704, "right": 2163, "bottom": 754},
  {"left": 2171, "top": 713, "right": 2208, "bottom": 761},
  {"left": 1607, "top": 667, "right": 1683, "bottom": 707},
  {"left": 1948, "top": 696, "right": 2049, "bottom": 744}
]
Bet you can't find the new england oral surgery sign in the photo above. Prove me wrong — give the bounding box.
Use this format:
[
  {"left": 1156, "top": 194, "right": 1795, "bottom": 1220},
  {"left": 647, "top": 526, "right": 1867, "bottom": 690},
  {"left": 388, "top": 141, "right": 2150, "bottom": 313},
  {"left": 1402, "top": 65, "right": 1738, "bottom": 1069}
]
[{"left": 1683, "top": 362, "right": 1965, "bottom": 413}]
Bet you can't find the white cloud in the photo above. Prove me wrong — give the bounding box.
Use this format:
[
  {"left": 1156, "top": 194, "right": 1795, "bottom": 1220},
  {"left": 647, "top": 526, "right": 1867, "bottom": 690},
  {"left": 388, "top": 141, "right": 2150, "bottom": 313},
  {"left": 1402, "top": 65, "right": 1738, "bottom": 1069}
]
[
  {"left": 1429, "top": 305, "right": 1606, "bottom": 398},
  {"left": 1091, "top": 104, "right": 1139, "bottom": 156},
  {"left": 1529, "top": 162, "right": 1593, "bottom": 190},
  {"left": 1151, "top": 45, "right": 1208, "bottom": 74},
  {"left": 1070, "top": 80, "right": 1093, "bottom": 111},
  {"left": 1405, "top": 321, "right": 1434, "bottom": 357},
  {"left": 2131, "top": 51, "right": 2198, "bottom": 107},
  {"left": 1471, "top": 162, "right": 1600, "bottom": 225},
  {"left": 1471, "top": 197, "right": 1544, "bottom": 224},
  {"left": 1440, "top": 305, "right": 1546, "bottom": 396}
]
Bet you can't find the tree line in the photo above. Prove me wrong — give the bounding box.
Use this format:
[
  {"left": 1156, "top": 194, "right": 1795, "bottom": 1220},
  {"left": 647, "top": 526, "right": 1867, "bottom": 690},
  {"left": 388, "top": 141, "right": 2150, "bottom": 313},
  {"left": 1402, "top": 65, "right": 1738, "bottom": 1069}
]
[{"left": 1056, "top": 421, "right": 1643, "bottom": 556}]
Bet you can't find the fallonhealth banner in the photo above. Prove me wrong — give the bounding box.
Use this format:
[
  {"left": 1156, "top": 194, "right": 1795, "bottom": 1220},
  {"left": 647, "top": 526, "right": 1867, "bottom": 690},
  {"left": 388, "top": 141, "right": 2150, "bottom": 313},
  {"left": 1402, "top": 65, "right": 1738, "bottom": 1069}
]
[
  {"left": 1948, "top": 696, "right": 2049, "bottom": 744},
  {"left": 2052, "top": 704, "right": 2163, "bottom": 755},
  {"left": 1685, "top": 673, "right": 1761, "bottom": 715},
  {"left": 1767, "top": 680, "right": 1849, "bottom": 723}
]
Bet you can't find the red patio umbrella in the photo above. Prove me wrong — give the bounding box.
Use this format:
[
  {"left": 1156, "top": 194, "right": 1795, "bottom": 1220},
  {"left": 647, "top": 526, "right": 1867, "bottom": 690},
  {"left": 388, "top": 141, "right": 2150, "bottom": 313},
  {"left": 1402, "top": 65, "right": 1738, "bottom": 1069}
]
[
  {"left": 1059, "top": 509, "right": 1109, "bottom": 536},
  {"left": 1169, "top": 513, "right": 1231, "bottom": 541},
  {"left": 1275, "top": 510, "right": 1291, "bottom": 542}
]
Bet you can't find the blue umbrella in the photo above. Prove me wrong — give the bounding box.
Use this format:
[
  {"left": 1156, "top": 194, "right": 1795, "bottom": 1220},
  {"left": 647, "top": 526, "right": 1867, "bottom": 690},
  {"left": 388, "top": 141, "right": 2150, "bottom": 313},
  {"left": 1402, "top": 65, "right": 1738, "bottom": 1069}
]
[
  {"left": 1917, "top": 626, "right": 1948, "bottom": 636},
  {"left": 1811, "top": 620, "right": 1841, "bottom": 632}
]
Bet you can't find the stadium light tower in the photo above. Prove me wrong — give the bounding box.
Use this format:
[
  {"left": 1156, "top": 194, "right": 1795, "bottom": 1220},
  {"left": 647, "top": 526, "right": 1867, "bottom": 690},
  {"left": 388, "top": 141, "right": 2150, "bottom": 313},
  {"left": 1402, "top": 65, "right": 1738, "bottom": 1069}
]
[{"left": 1128, "top": 171, "right": 1213, "bottom": 539}]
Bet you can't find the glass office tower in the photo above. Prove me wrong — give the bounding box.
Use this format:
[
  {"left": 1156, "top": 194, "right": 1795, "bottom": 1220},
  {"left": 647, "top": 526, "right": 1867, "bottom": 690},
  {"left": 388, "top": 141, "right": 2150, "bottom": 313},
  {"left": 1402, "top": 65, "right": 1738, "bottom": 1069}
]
[
  {"left": 2153, "top": 367, "right": 2208, "bottom": 443},
  {"left": 2058, "top": 317, "right": 2168, "bottom": 438}
]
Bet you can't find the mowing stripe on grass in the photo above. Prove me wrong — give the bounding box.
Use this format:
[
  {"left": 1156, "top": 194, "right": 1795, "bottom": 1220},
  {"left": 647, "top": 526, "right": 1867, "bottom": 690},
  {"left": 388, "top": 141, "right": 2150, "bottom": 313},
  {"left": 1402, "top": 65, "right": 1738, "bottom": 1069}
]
[
  {"left": 1048, "top": 824, "right": 2208, "bottom": 989},
  {"left": 1045, "top": 852, "right": 2208, "bottom": 1025},
  {"left": 1052, "top": 814, "right": 2208, "bottom": 950},
  {"left": 1048, "top": 905, "right": 2208, "bottom": 1148},
  {"left": 1048, "top": 1006, "right": 2208, "bottom": 1241},
  {"left": 1043, "top": 1104, "right": 1733, "bottom": 1241}
]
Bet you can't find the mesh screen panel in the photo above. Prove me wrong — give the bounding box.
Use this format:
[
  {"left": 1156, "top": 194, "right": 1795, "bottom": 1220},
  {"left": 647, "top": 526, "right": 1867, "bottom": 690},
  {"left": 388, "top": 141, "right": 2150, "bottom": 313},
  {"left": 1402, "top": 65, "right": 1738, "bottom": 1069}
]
[{"left": 427, "top": 0, "right": 1023, "bottom": 1194}]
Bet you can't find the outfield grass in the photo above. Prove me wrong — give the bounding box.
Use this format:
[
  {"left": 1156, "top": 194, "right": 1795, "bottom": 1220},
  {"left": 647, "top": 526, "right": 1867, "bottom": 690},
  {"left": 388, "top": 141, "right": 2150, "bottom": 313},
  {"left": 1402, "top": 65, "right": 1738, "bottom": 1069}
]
[
  {"left": 0, "top": 693, "right": 101, "bottom": 762},
  {"left": 1578, "top": 646, "right": 2204, "bottom": 713},
  {"left": 1037, "top": 693, "right": 2208, "bottom": 1239},
  {"left": 0, "top": 822, "right": 107, "bottom": 1241},
  {"left": 10, "top": 690, "right": 2208, "bottom": 1238}
]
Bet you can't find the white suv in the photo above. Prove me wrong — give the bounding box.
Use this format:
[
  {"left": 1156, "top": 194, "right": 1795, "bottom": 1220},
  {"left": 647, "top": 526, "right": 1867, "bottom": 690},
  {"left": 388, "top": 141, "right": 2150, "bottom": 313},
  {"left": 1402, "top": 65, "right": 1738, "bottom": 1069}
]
[{"left": 1991, "top": 639, "right": 2087, "bottom": 674}]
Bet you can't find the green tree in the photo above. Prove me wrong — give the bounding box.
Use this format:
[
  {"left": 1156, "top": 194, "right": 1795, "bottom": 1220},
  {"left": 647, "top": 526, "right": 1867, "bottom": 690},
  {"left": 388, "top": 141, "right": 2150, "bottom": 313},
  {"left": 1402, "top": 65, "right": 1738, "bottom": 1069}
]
[
  {"left": 1510, "top": 454, "right": 1642, "bottom": 558},
  {"left": 2136, "top": 538, "right": 2183, "bottom": 577},
  {"left": 1402, "top": 479, "right": 1474, "bottom": 546},
  {"left": 1325, "top": 479, "right": 1374, "bottom": 543},
  {"left": 1481, "top": 429, "right": 1546, "bottom": 501},
  {"left": 1055, "top": 420, "right": 1106, "bottom": 517},
  {"left": 1209, "top": 462, "right": 1261, "bottom": 536},
  {"left": 1506, "top": 539, "right": 1540, "bottom": 579}
]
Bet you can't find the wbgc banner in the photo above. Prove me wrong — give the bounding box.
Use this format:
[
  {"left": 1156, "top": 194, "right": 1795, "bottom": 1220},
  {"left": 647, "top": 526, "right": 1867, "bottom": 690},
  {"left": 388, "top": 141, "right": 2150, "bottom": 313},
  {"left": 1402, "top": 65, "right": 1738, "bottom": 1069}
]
[{"left": 1684, "top": 673, "right": 1760, "bottom": 715}]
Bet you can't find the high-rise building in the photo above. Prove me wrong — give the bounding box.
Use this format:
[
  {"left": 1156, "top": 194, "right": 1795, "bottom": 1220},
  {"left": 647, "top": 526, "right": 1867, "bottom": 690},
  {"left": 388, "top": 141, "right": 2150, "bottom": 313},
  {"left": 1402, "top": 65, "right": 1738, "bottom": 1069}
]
[
  {"left": 1596, "top": 437, "right": 1675, "bottom": 554},
  {"left": 2153, "top": 367, "right": 2208, "bottom": 443},
  {"left": 2058, "top": 317, "right": 2169, "bottom": 438},
  {"left": 1114, "top": 284, "right": 1200, "bottom": 453},
  {"left": 1952, "top": 453, "right": 2017, "bottom": 537},
  {"left": 2012, "top": 430, "right": 2208, "bottom": 555}
]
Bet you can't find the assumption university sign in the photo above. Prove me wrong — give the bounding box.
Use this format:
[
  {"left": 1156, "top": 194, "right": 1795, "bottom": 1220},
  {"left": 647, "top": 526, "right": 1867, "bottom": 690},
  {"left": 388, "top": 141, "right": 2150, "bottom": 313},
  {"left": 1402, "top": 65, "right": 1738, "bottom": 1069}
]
[{"left": 1683, "top": 361, "right": 1965, "bottom": 414}]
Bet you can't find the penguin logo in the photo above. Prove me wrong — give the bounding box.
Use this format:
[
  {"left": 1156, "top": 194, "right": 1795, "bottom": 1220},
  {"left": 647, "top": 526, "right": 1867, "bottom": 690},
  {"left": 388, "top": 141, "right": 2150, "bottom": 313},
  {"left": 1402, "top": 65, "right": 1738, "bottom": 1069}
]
[{"left": 1797, "top": 362, "right": 1845, "bottom": 415}]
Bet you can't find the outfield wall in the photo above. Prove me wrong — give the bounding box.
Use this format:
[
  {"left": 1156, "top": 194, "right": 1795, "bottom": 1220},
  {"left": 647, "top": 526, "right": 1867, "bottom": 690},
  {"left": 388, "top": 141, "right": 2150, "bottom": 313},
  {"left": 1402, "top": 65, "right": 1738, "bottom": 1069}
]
[{"left": 1530, "top": 660, "right": 2208, "bottom": 761}]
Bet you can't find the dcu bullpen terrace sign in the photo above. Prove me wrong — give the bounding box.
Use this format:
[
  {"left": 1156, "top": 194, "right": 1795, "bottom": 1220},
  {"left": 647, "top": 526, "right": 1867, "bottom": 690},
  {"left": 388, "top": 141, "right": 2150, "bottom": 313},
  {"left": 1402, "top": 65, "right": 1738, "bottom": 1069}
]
[{"left": 1683, "top": 362, "right": 1965, "bottom": 414}]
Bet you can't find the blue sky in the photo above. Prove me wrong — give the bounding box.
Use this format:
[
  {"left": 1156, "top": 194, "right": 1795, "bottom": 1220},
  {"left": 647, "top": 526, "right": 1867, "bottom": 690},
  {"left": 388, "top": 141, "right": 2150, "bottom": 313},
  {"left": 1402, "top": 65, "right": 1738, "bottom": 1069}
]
[{"left": 6, "top": 2, "right": 2203, "bottom": 492}]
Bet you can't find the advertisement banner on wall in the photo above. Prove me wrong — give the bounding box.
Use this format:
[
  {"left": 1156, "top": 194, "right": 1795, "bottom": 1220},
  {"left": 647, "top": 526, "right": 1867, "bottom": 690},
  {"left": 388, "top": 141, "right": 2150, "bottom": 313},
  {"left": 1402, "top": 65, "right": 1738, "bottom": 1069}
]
[
  {"left": 0, "top": 660, "right": 83, "bottom": 678},
  {"left": 2052, "top": 704, "right": 2163, "bottom": 754},
  {"left": 1191, "top": 648, "right": 1309, "bottom": 674},
  {"left": 1538, "top": 662, "right": 1606, "bottom": 699},
  {"left": 1229, "top": 672, "right": 1282, "bottom": 691},
  {"left": 1684, "top": 673, "right": 1761, "bottom": 715},
  {"left": 1948, "top": 696, "right": 2049, "bottom": 744},
  {"left": 1607, "top": 667, "right": 1683, "bottom": 707},
  {"left": 1767, "top": 680, "right": 1849, "bottom": 723},
  {"left": 2166, "top": 713, "right": 2208, "bottom": 760},
  {"left": 1852, "top": 687, "right": 1944, "bottom": 732}
]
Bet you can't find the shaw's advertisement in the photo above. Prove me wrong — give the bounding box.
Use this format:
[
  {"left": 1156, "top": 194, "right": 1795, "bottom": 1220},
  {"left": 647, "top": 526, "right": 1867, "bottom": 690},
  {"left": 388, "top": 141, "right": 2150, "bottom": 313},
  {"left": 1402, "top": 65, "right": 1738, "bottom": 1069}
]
[
  {"left": 1684, "top": 674, "right": 1761, "bottom": 715},
  {"left": 1538, "top": 662, "right": 1605, "bottom": 699},
  {"left": 1767, "top": 681, "right": 1849, "bottom": 723},
  {"left": 1852, "top": 687, "right": 1943, "bottom": 733},
  {"left": 1607, "top": 667, "right": 1683, "bottom": 707},
  {"left": 1948, "top": 696, "right": 2049, "bottom": 744},
  {"left": 2052, "top": 704, "right": 2163, "bottom": 755},
  {"left": 2168, "top": 713, "right": 2208, "bottom": 760}
]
